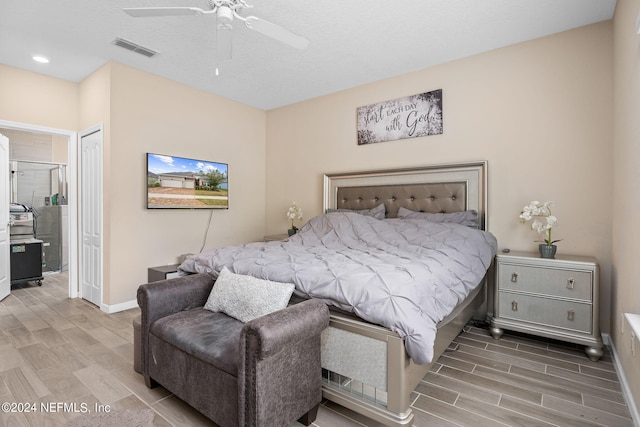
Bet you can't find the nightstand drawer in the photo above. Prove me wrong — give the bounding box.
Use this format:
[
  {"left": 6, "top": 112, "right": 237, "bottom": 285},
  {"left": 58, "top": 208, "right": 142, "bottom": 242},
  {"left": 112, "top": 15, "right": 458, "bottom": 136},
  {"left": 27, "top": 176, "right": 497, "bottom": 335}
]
[
  {"left": 497, "top": 292, "right": 592, "bottom": 333},
  {"left": 497, "top": 264, "right": 592, "bottom": 301}
]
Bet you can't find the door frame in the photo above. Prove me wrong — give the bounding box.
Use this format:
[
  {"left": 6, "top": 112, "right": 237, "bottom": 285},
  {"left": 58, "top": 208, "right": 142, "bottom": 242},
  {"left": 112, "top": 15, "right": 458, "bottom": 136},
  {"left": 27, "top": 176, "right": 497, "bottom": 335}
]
[
  {"left": 0, "top": 134, "right": 10, "bottom": 301},
  {"left": 0, "top": 119, "right": 78, "bottom": 298}
]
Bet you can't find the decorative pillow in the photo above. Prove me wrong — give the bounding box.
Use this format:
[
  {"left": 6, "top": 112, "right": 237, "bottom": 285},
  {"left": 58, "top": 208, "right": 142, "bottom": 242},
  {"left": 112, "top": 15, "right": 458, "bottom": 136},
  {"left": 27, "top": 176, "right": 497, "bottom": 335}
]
[
  {"left": 397, "top": 207, "right": 479, "bottom": 227},
  {"left": 327, "top": 203, "right": 385, "bottom": 219},
  {"left": 204, "top": 267, "right": 295, "bottom": 322}
]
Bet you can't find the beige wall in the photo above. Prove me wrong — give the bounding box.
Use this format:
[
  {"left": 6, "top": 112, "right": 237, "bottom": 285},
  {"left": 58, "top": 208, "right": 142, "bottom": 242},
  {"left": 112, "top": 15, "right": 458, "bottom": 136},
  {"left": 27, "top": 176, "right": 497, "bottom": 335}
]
[
  {"left": 266, "top": 22, "right": 614, "bottom": 330},
  {"left": 52, "top": 135, "right": 68, "bottom": 163},
  {"left": 105, "top": 63, "right": 266, "bottom": 305},
  {"left": 0, "top": 64, "right": 78, "bottom": 131},
  {"left": 612, "top": 0, "right": 640, "bottom": 413}
]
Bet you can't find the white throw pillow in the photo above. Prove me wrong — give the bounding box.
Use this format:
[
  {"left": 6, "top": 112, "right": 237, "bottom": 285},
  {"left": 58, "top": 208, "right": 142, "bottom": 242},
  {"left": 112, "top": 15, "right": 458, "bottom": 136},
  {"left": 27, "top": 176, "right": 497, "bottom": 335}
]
[{"left": 204, "top": 267, "right": 295, "bottom": 322}]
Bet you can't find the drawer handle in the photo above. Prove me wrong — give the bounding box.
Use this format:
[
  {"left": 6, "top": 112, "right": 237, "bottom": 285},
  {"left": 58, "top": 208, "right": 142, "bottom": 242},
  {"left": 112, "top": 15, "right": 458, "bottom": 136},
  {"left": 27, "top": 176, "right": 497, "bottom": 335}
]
[
  {"left": 511, "top": 272, "right": 518, "bottom": 283},
  {"left": 567, "top": 278, "right": 575, "bottom": 289},
  {"left": 567, "top": 309, "right": 575, "bottom": 321},
  {"left": 511, "top": 301, "right": 518, "bottom": 311}
]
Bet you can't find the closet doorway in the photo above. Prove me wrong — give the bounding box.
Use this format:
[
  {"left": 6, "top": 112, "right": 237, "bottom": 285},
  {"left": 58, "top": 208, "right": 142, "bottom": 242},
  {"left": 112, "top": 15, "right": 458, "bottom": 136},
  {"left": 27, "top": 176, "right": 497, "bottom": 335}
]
[
  {"left": 0, "top": 120, "right": 78, "bottom": 298},
  {"left": 79, "top": 127, "right": 103, "bottom": 308}
]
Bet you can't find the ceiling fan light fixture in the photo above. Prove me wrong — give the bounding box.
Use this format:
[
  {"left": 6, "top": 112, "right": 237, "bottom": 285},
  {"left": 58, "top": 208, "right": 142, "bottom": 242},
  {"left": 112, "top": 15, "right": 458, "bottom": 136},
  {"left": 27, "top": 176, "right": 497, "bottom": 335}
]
[
  {"left": 217, "top": 5, "right": 233, "bottom": 27},
  {"left": 122, "top": 0, "right": 309, "bottom": 60}
]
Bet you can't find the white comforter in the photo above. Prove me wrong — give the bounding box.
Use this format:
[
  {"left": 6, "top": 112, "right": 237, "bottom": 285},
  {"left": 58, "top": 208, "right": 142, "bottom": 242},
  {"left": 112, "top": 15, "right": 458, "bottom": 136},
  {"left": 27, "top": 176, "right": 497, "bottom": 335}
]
[{"left": 180, "top": 212, "right": 497, "bottom": 364}]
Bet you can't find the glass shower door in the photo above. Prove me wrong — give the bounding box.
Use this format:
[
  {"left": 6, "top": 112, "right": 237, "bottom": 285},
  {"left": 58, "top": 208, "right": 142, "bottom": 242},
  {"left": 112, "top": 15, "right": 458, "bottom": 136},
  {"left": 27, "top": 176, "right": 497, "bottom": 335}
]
[{"left": 13, "top": 161, "right": 68, "bottom": 272}]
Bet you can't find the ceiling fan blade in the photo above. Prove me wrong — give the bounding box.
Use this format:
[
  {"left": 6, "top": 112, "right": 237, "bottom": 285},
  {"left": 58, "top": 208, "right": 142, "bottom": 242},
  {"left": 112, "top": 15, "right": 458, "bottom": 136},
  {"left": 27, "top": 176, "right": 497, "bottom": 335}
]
[
  {"left": 123, "top": 7, "right": 206, "bottom": 18},
  {"left": 243, "top": 16, "right": 309, "bottom": 50},
  {"left": 217, "top": 25, "right": 233, "bottom": 61}
]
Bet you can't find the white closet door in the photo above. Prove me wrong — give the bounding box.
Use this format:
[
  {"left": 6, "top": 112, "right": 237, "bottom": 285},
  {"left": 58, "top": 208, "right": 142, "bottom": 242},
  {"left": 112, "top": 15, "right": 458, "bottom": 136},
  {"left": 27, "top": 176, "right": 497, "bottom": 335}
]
[
  {"left": 0, "top": 134, "right": 10, "bottom": 301},
  {"left": 80, "top": 129, "right": 103, "bottom": 307}
]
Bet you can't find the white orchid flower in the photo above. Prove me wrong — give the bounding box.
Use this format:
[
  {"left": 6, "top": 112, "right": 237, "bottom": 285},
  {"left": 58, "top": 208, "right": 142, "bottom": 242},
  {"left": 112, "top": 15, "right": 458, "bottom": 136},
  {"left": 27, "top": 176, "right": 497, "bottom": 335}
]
[{"left": 519, "top": 200, "right": 561, "bottom": 246}]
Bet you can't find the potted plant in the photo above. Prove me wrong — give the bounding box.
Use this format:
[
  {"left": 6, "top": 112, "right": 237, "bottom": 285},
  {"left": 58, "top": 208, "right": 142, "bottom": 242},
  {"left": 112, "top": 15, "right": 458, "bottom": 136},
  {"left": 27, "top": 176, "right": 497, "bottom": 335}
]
[
  {"left": 519, "top": 200, "right": 561, "bottom": 258},
  {"left": 286, "top": 202, "right": 303, "bottom": 236}
]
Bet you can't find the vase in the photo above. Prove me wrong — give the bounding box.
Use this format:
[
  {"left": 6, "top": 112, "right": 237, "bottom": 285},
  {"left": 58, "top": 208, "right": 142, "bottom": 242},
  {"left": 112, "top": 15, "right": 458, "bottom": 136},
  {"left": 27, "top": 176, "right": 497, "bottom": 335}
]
[
  {"left": 288, "top": 228, "right": 296, "bottom": 236},
  {"left": 539, "top": 244, "right": 557, "bottom": 259}
]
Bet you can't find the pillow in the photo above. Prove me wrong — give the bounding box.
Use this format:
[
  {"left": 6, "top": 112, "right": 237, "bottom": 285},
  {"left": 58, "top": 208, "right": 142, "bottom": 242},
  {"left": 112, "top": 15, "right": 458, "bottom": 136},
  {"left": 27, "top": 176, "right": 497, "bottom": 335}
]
[
  {"left": 397, "top": 207, "right": 479, "bottom": 227},
  {"left": 327, "top": 203, "right": 385, "bottom": 219},
  {"left": 204, "top": 267, "right": 295, "bottom": 322}
]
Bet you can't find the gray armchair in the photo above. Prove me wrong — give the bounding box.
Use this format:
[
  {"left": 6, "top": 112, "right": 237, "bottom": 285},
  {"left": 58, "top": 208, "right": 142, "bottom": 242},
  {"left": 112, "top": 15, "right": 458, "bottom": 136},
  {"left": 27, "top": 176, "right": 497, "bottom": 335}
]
[{"left": 137, "top": 273, "right": 329, "bottom": 427}]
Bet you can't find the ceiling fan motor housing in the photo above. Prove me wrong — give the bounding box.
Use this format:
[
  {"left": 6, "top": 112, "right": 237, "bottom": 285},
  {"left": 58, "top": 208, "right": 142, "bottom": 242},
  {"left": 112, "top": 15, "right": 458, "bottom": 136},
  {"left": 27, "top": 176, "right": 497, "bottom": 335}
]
[{"left": 217, "top": 5, "right": 234, "bottom": 27}]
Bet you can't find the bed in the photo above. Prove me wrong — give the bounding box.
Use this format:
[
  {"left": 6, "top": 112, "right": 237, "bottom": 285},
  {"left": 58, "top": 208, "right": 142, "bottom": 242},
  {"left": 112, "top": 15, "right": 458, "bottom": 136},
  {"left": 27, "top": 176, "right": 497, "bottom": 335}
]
[{"left": 179, "top": 161, "right": 496, "bottom": 426}]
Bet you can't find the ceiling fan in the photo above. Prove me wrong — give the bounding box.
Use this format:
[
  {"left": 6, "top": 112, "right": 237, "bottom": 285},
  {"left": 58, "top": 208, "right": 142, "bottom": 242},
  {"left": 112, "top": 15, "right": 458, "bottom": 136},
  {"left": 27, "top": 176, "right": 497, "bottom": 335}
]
[{"left": 123, "top": 0, "right": 309, "bottom": 60}]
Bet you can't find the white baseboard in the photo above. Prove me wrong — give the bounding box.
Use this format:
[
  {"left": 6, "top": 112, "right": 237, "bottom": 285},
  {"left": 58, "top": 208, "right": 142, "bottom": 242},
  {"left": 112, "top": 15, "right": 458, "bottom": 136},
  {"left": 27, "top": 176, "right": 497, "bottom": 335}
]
[
  {"left": 100, "top": 299, "right": 138, "bottom": 314},
  {"left": 606, "top": 333, "right": 640, "bottom": 427}
]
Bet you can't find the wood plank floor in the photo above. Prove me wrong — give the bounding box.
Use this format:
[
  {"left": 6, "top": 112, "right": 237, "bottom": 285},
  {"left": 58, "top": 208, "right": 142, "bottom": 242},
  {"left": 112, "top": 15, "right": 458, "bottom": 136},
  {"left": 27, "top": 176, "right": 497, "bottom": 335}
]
[{"left": 0, "top": 272, "right": 634, "bottom": 427}]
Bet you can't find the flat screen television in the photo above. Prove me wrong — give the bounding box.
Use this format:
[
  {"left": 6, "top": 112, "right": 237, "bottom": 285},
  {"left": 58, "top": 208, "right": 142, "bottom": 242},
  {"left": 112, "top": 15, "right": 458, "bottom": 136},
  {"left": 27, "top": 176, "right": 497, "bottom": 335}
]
[{"left": 146, "top": 152, "right": 228, "bottom": 209}]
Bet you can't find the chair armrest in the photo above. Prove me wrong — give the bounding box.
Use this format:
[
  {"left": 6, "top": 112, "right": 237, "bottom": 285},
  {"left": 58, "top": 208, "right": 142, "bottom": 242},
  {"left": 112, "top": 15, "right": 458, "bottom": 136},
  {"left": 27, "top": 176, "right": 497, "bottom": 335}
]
[
  {"left": 137, "top": 273, "right": 214, "bottom": 384},
  {"left": 137, "top": 273, "right": 214, "bottom": 325},
  {"left": 238, "top": 299, "right": 329, "bottom": 426},
  {"left": 240, "top": 299, "right": 329, "bottom": 360}
]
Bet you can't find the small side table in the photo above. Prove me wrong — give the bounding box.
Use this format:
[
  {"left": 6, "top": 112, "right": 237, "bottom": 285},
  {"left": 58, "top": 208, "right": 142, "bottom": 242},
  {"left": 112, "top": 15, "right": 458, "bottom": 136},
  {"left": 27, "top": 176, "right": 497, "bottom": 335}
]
[
  {"left": 264, "top": 234, "right": 289, "bottom": 242},
  {"left": 489, "top": 251, "right": 603, "bottom": 361},
  {"left": 148, "top": 264, "right": 181, "bottom": 282}
]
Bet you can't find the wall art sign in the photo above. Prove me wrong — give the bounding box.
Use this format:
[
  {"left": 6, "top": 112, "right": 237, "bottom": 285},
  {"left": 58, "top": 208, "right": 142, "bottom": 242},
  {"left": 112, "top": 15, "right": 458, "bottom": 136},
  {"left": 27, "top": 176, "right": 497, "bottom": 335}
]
[{"left": 357, "top": 89, "right": 443, "bottom": 145}]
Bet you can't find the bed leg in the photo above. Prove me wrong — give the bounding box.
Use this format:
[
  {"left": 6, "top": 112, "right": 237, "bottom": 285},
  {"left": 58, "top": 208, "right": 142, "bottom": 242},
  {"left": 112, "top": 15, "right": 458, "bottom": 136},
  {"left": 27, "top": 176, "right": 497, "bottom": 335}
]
[
  {"left": 489, "top": 325, "right": 503, "bottom": 339},
  {"left": 297, "top": 403, "right": 319, "bottom": 426}
]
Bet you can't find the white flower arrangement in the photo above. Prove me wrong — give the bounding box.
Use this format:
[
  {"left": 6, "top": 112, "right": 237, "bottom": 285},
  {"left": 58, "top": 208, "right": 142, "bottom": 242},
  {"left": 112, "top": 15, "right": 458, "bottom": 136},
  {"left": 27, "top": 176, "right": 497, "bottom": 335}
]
[
  {"left": 519, "top": 200, "right": 561, "bottom": 246},
  {"left": 286, "top": 202, "right": 303, "bottom": 231}
]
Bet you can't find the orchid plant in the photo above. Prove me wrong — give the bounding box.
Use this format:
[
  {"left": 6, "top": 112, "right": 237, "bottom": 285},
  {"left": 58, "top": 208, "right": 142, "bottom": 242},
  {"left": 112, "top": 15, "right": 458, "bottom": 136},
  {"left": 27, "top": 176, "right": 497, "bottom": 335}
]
[
  {"left": 286, "top": 202, "right": 303, "bottom": 232},
  {"left": 519, "top": 200, "right": 561, "bottom": 246}
]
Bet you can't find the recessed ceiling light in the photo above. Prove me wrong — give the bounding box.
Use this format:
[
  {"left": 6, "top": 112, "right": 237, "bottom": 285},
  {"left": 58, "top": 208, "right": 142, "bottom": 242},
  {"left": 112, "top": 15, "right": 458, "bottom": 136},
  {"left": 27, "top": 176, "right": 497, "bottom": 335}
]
[{"left": 32, "top": 55, "right": 50, "bottom": 64}]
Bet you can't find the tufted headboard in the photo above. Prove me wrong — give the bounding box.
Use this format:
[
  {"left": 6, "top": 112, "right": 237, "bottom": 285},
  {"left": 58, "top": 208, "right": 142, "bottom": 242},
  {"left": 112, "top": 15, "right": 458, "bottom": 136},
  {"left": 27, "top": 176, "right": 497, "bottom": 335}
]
[{"left": 323, "top": 161, "right": 488, "bottom": 230}]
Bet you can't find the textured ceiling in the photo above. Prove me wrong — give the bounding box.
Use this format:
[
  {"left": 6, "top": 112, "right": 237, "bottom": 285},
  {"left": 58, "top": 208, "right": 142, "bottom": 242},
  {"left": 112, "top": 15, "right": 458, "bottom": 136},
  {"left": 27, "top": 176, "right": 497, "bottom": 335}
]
[{"left": 0, "top": 0, "right": 617, "bottom": 110}]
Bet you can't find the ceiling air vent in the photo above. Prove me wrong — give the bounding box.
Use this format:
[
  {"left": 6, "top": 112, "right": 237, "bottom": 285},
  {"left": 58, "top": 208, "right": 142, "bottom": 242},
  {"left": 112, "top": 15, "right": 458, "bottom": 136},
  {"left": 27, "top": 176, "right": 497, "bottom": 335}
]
[{"left": 112, "top": 37, "right": 159, "bottom": 58}]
